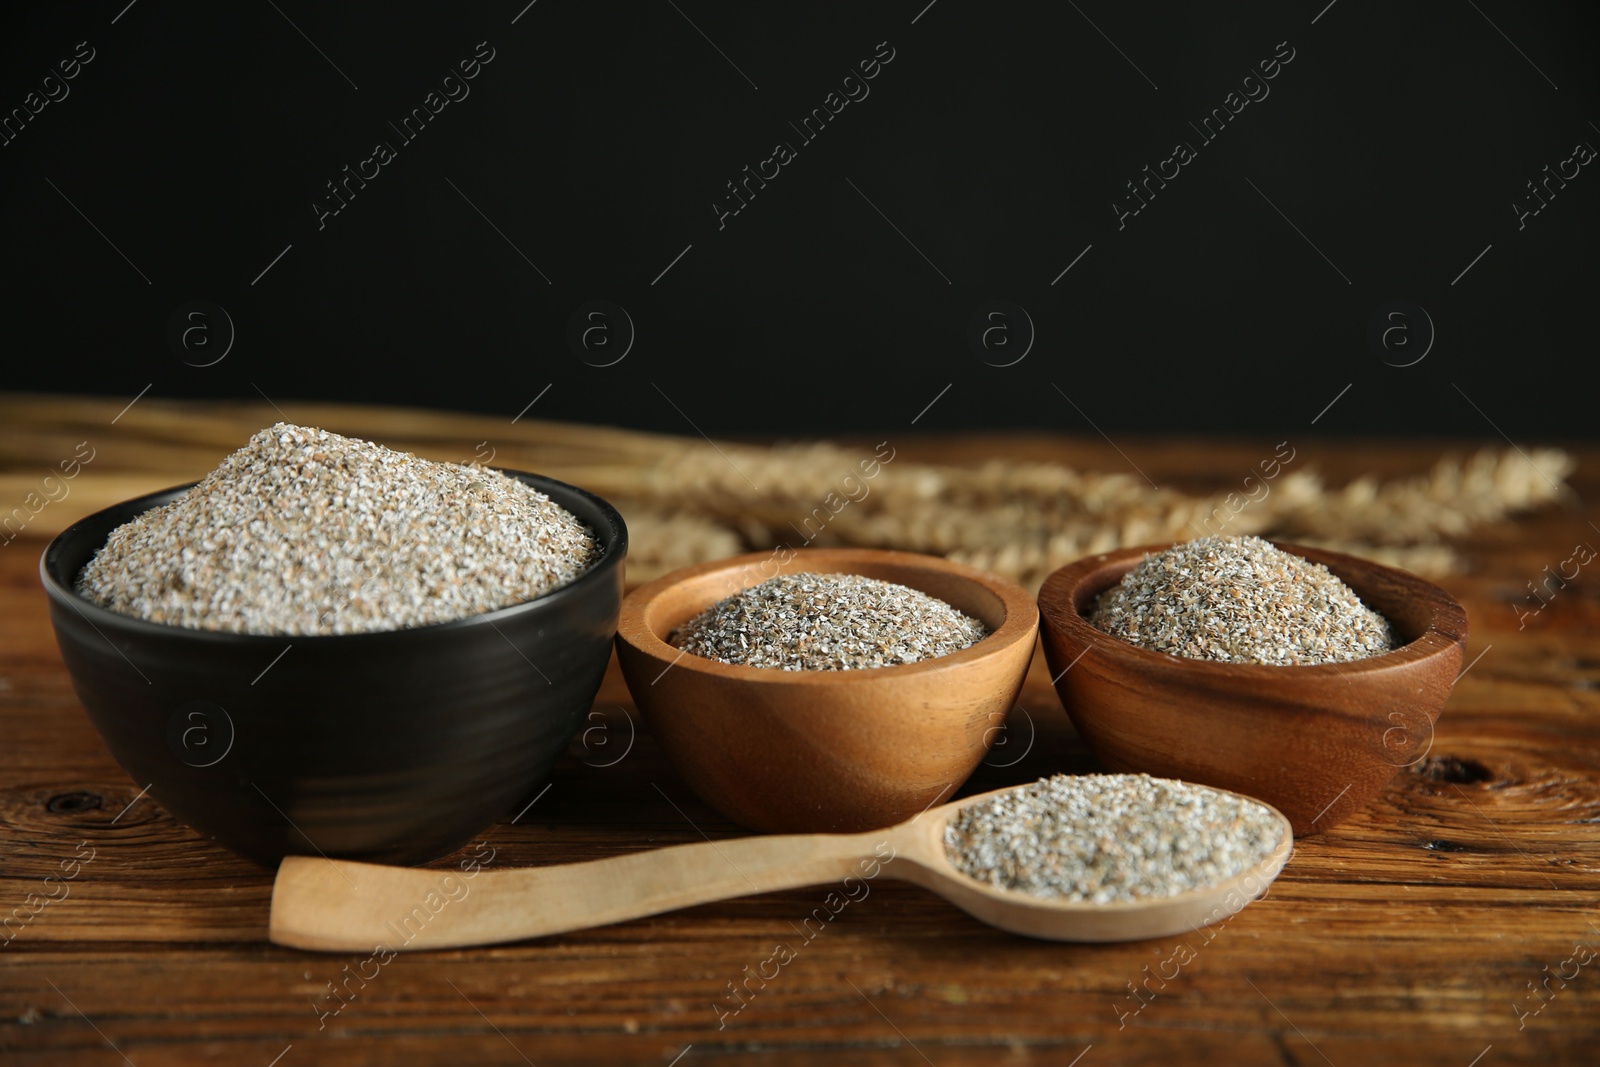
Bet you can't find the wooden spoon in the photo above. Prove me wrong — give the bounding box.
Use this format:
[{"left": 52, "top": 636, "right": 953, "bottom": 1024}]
[{"left": 269, "top": 784, "right": 1293, "bottom": 951}]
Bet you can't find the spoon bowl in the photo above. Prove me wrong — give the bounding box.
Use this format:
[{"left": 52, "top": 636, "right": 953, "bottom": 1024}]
[{"left": 269, "top": 781, "right": 1293, "bottom": 950}]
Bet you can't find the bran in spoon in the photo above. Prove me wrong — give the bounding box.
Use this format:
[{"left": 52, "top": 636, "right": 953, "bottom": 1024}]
[{"left": 943, "top": 774, "right": 1285, "bottom": 903}]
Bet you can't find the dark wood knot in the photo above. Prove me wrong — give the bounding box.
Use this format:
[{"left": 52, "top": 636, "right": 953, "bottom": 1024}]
[
  {"left": 1423, "top": 839, "right": 1471, "bottom": 852},
  {"left": 46, "top": 791, "right": 104, "bottom": 815},
  {"left": 1414, "top": 756, "right": 1493, "bottom": 784}
]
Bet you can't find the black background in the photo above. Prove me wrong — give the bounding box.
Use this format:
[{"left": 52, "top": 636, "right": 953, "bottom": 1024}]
[{"left": 2, "top": 1, "right": 1596, "bottom": 439}]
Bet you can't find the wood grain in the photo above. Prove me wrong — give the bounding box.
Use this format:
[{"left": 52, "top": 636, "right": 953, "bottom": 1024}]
[{"left": 1, "top": 409, "right": 1597, "bottom": 1065}]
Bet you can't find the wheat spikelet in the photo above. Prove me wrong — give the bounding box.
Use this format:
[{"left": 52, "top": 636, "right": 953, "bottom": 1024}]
[{"left": 0, "top": 395, "right": 1573, "bottom": 590}]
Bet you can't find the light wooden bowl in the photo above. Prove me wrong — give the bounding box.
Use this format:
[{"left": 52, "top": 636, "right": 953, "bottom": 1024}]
[
  {"left": 615, "top": 549, "right": 1039, "bottom": 833},
  {"left": 1037, "top": 542, "right": 1469, "bottom": 835}
]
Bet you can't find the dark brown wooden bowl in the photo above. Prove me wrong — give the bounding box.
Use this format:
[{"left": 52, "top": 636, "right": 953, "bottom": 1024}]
[
  {"left": 615, "top": 548, "right": 1039, "bottom": 834},
  {"left": 1036, "top": 542, "right": 1469, "bottom": 835}
]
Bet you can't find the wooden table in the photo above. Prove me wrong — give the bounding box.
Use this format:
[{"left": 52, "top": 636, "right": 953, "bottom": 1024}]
[{"left": 2, "top": 434, "right": 1597, "bottom": 1066}]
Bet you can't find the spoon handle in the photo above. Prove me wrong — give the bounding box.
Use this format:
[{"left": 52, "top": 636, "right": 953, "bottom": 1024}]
[{"left": 270, "top": 829, "right": 896, "bottom": 952}]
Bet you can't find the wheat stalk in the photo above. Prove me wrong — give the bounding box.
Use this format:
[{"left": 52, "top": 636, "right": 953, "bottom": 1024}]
[{"left": 0, "top": 394, "right": 1573, "bottom": 589}]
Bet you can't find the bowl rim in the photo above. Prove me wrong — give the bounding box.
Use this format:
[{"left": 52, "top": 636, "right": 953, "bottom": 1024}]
[
  {"left": 39, "top": 468, "right": 628, "bottom": 646},
  {"left": 616, "top": 546, "right": 1040, "bottom": 684},
  {"left": 1036, "top": 539, "right": 1469, "bottom": 678}
]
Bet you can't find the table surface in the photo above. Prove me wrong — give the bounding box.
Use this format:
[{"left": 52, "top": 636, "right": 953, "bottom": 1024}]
[{"left": 2, "top": 435, "right": 1598, "bottom": 1067}]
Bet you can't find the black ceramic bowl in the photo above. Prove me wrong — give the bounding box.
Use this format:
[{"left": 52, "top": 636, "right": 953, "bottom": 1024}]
[{"left": 41, "top": 471, "right": 626, "bottom": 867}]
